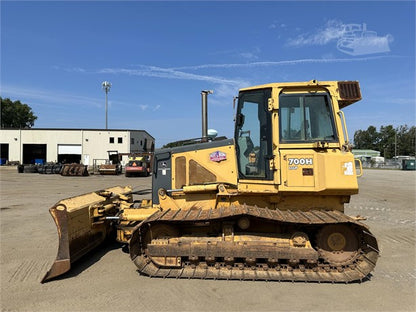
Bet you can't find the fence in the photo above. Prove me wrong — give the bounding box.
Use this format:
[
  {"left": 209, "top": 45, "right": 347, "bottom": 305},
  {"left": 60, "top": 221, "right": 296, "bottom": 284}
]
[{"left": 361, "top": 159, "right": 402, "bottom": 169}]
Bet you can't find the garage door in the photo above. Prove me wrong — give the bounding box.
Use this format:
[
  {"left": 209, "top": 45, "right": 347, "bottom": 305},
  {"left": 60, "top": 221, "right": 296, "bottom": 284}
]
[
  {"left": 58, "top": 144, "right": 82, "bottom": 164},
  {"left": 23, "top": 144, "right": 47, "bottom": 164},
  {"left": 58, "top": 145, "right": 82, "bottom": 155}
]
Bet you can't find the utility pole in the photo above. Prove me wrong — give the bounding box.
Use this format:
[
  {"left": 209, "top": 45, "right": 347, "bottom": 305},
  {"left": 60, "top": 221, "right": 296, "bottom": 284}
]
[
  {"left": 394, "top": 132, "right": 397, "bottom": 158},
  {"left": 102, "top": 81, "right": 112, "bottom": 129}
]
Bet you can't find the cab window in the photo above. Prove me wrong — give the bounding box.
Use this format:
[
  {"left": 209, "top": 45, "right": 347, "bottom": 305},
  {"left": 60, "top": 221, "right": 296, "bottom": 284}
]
[
  {"left": 235, "top": 88, "right": 272, "bottom": 179},
  {"left": 279, "top": 93, "right": 337, "bottom": 143}
]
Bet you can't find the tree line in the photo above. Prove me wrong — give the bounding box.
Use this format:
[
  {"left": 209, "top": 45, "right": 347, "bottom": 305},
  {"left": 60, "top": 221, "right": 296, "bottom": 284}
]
[{"left": 354, "top": 125, "right": 416, "bottom": 158}]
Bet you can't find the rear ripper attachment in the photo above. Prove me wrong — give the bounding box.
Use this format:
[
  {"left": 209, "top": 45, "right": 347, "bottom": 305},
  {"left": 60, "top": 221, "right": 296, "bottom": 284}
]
[
  {"left": 41, "top": 186, "right": 133, "bottom": 283},
  {"left": 129, "top": 205, "right": 379, "bottom": 283}
]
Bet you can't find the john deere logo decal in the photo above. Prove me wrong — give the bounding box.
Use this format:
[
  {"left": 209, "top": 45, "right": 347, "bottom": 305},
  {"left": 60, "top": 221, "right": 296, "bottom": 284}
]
[{"left": 210, "top": 151, "right": 227, "bottom": 162}]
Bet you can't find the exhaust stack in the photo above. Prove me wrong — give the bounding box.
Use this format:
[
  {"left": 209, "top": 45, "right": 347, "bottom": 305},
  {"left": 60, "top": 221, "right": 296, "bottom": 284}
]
[{"left": 201, "top": 90, "right": 213, "bottom": 140}]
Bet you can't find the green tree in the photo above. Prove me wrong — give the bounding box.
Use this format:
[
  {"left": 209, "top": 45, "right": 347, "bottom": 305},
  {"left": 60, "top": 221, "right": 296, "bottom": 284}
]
[
  {"left": 397, "top": 125, "right": 416, "bottom": 156},
  {"left": 353, "top": 126, "right": 379, "bottom": 150},
  {"left": 378, "top": 125, "right": 396, "bottom": 158},
  {"left": 0, "top": 97, "right": 37, "bottom": 128}
]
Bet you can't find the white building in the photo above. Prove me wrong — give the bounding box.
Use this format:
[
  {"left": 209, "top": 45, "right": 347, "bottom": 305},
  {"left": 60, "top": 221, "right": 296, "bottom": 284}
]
[{"left": 0, "top": 128, "right": 154, "bottom": 166}]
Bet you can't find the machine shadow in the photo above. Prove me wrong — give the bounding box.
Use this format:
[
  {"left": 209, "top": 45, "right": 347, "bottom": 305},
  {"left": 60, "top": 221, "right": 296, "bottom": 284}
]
[{"left": 48, "top": 240, "right": 123, "bottom": 282}]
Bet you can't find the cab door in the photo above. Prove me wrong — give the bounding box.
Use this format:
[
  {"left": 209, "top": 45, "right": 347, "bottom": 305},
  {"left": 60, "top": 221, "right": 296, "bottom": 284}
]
[{"left": 235, "top": 88, "right": 273, "bottom": 181}]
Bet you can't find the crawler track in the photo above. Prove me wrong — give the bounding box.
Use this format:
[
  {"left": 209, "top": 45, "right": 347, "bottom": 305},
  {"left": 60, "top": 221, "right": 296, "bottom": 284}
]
[{"left": 129, "top": 205, "right": 379, "bottom": 283}]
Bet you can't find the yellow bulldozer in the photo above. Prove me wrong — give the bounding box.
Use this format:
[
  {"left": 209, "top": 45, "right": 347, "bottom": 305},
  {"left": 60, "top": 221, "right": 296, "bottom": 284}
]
[{"left": 42, "top": 80, "right": 378, "bottom": 283}]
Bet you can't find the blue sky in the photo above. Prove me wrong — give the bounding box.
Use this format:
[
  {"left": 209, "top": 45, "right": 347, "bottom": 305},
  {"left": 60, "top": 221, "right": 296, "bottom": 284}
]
[{"left": 1, "top": 1, "right": 415, "bottom": 147}]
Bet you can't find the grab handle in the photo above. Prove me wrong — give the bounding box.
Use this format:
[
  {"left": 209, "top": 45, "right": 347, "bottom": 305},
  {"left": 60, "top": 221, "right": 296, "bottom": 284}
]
[
  {"left": 337, "top": 110, "right": 349, "bottom": 143},
  {"left": 355, "top": 159, "right": 363, "bottom": 177}
]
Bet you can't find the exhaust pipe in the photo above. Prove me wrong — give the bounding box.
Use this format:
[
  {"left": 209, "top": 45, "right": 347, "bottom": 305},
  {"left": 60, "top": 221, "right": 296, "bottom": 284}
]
[{"left": 201, "top": 90, "right": 213, "bottom": 140}]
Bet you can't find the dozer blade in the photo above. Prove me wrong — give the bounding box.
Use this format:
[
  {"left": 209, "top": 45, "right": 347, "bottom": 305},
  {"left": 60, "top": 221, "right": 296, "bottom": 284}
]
[{"left": 41, "top": 186, "right": 132, "bottom": 283}]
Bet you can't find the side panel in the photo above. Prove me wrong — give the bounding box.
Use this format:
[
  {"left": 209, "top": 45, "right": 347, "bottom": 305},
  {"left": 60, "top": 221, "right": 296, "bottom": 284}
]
[
  {"left": 152, "top": 151, "right": 172, "bottom": 204},
  {"left": 152, "top": 139, "right": 237, "bottom": 204},
  {"left": 279, "top": 149, "right": 358, "bottom": 194},
  {"left": 172, "top": 142, "right": 237, "bottom": 188}
]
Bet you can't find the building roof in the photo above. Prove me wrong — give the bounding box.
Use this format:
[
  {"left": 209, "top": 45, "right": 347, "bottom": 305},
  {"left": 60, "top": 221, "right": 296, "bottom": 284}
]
[
  {"left": 1, "top": 128, "right": 155, "bottom": 139},
  {"left": 351, "top": 149, "right": 380, "bottom": 156}
]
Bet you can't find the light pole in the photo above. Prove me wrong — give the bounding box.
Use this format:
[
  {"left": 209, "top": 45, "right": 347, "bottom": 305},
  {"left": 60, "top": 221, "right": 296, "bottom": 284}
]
[{"left": 102, "top": 81, "right": 111, "bottom": 129}]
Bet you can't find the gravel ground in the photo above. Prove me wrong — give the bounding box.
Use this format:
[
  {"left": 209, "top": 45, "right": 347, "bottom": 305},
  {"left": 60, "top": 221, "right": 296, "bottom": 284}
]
[{"left": 1, "top": 167, "right": 415, "bottom": 312}]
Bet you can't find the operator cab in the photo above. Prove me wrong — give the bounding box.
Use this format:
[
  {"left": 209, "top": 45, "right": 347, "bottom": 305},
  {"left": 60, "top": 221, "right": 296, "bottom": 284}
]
[{"left": 235, "top": 84, "right": 340, "bottom": 181}]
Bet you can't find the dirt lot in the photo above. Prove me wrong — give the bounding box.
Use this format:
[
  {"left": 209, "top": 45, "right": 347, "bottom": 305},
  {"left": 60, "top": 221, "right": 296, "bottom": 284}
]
[{"left": 1, "top": 167, "right": 415, "bottom": 312}]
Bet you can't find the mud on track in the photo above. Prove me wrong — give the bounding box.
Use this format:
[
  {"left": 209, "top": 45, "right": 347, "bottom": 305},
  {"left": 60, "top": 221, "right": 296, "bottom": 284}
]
[{"left": 1, "top": 167, "right": 415, "bottom": 311}]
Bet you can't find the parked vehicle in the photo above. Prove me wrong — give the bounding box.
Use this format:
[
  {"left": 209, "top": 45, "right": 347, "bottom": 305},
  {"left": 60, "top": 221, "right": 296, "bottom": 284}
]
[{"left": 125, "top": 154, "right": 151, "bottom": 177}]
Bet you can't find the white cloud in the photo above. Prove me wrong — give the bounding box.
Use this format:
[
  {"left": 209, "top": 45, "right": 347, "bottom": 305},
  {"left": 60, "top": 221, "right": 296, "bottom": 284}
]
[
  {"left": 269, "top": 21, "right": 287, "bottom": 30},
  {"left": 53, "top": 65, "right": 86, "bottom": 73},
  {"left": 240, "top": 52, "right": 257, "bottom": 60},
  {"left": 139, "top": 104, "right": 149, "bottom": 111},
  {"left": 136, "top": 104, "right": 161, "bottom": 112},
  {"left": 239, "top": 47, "right": 261, "bottom": 60},
  {"left": 1, "top": 85, "right": 101, "bottom": 108},
  {"left": 172, "top": 55, "right": 395, "bottom": 71},
  {"left": 49, "top": 54, "right": 396, "bottom": 111},
  {"left": 98, "top": 65, "right": 245, "bottom": 86},
  {"left": 208, "top": 84, "right": 241, "bottom": 107},
  {"left": 96, "top": 65, "right": 251, "bottom": 111}
]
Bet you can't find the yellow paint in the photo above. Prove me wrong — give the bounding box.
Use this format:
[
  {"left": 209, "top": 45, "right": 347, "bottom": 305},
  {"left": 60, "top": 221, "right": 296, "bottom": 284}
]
[
  {"left": 183, "top": 184, "right": 219, "bottom": 193},
  {"left": 121, "top": 208, "right": 160, "bottom": 221}
]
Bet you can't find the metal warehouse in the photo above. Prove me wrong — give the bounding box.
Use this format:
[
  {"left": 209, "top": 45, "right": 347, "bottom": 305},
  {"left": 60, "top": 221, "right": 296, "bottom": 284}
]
[{"left": 0, "top": 128, "right": 154, "bottom": 166}]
